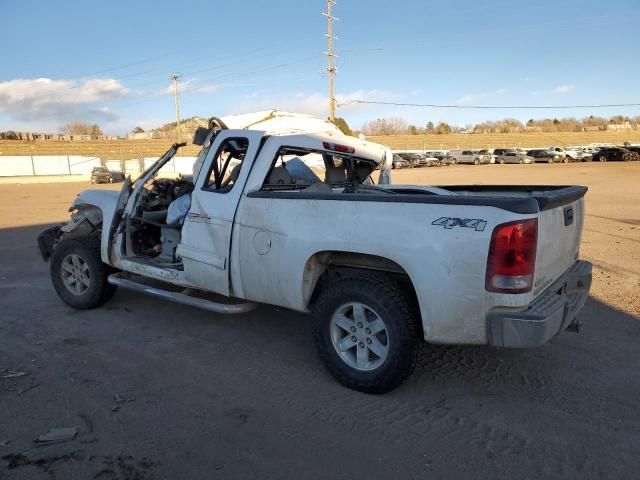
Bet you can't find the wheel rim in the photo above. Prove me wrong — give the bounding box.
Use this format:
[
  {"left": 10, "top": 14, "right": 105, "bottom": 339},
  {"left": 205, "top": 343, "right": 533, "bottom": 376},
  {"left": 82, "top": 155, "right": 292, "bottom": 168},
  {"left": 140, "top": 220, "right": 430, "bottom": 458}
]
[
  {"left": 61, "top": 254, "right": 91, "bottom": 296},
  {"left": 330, "top": 302, "right": 390, "bottom": 371}
]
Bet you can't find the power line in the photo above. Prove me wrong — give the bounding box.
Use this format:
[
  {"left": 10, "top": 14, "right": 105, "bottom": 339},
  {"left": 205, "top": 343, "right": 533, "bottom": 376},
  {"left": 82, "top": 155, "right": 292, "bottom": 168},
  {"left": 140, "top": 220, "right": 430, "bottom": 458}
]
[{"left": 338, "top": 100, "right": 640, "bottom": 110}]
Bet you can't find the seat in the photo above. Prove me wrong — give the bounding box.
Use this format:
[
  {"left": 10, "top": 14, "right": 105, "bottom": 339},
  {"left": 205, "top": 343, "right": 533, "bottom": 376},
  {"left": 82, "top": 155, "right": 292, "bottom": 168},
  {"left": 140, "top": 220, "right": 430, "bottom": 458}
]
[
  {"left": 326, "top": 167, "right": 346, "bottom": 184},
  {"left": 267, "top": 166, "right": 293, "bottom": 185},
  {"left": 354, "top": 165, "right": 372, "bottom": 183}
]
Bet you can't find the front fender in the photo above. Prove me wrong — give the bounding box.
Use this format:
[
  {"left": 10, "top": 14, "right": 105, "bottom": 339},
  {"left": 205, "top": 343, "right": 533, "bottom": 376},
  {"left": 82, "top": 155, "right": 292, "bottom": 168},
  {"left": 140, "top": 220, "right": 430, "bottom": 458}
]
[{"left": 69, "top": 189, "right": 120, "bottom": 264}]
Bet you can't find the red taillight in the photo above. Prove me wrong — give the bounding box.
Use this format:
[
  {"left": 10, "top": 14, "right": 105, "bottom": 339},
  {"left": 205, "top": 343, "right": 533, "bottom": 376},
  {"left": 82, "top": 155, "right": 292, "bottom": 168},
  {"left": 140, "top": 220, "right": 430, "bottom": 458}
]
[
  {"left": 486, "top": 219, "right": 538, "bottom": 293},
  {"left": 323, "top": 141, "right": 355, "bottom": 154}
]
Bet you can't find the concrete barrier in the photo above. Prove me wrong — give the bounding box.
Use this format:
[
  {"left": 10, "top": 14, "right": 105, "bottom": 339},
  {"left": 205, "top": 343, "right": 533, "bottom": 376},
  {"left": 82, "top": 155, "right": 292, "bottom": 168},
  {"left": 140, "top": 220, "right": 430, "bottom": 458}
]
[{"left": 0, "top": 175, "right": 90, "bottom": 185}]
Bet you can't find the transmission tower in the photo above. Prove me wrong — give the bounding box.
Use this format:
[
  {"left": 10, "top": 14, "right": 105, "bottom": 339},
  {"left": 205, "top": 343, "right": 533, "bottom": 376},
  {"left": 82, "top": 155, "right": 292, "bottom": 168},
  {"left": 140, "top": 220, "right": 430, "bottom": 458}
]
[{"left": 323, "top": 0, "right": 338, "bottom": 122}]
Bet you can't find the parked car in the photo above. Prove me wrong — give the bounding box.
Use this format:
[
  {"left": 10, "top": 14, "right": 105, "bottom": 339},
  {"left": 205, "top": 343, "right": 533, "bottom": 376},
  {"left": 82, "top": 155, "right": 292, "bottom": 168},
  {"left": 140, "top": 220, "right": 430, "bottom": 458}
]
[
  {"left": 90, "top": 166, "right": 114, "bottom": 184},
  {"left": 438, "top": 155, "right": 454, "bottom": 166},
  {"left": 476, "top": 149, "right": 496, "bottom": 164},
  {"left": 573, "top": 148, "right": 593, "bottom": 162},
  {"left": 592, "top": 147, "right": 638, "bottom": 162},
  {"left": 420, "top": 154, "right": 441, "bottom": 167},
  {"left": 396, "top": 152, "right": 426, "bottom": 167},
  {"left": 496, "top": 150, "right": 534, "bottom": 164},
  {"left": 492, "top": 148, "right": 510, "bottom": 157},
  {"left": 37, "top": 112, "right": 592, "bottom": 393},
  {"left": 392, "top": 154, "right": 411, "bottom": 169},
  {"left": 447, "top": 150, "right": 491, "bottom": 165},
  {"left": 527, "top": 149, "right": 562, "bottom": 163},
  {"left": 413, "top": 153, "right": 439, "bottom": 167},
  {"left": 621, "top": 145, "right": 640, "bottom": 159},
  {"left": 548, "top": 146, "right": 579, "bottom": 162},
  {"left": 426, "top": 150, "right": 447, "bottom": 161}
]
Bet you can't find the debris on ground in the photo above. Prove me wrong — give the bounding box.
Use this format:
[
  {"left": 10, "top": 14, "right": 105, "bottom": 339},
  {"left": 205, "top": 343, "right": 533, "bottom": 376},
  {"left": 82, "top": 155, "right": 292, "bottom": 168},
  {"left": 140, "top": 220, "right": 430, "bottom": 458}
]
[
  {"left": 17, "top": 382, "right": 40, "bottom": 395},
  {"left": 112, "top": 392, "right": 136, "bottom": 411},
  {"left": 114, "top": 392, "right": 136, "bottom": 403},
  {"left": 0, "top": 371, "right": 27, "bottom": 379},
  {"left": 33, "top": 427, "right": 78, "bottom": 446}
]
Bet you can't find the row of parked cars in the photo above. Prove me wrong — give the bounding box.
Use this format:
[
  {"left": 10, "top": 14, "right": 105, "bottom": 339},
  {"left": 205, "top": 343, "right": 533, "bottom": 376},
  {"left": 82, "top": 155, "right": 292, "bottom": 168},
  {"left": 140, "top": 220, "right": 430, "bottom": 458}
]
[{"left": 391, "top": 144, "right": 640, "bottom": 168}]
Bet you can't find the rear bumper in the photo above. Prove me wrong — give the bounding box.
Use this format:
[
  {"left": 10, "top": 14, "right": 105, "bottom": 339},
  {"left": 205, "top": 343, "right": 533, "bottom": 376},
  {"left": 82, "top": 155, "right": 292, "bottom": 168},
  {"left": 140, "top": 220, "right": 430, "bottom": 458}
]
[{"left": 487, "top": 260, "right": 592, "bottom": 348}]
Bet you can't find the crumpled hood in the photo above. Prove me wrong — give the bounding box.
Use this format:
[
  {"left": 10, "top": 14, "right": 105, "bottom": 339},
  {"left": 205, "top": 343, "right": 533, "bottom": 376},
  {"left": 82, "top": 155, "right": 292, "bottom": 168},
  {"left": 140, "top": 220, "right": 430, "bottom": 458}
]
[{"left": 220, "top": 110, "right": 343, "bottom": 136}]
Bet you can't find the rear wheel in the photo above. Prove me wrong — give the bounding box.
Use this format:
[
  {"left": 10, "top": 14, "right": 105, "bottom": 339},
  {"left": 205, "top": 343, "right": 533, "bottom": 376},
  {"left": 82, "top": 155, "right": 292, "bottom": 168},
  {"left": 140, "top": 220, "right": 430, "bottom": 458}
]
[
  {"left": 451, "top": 159, "right": 457, "bottom": 165},
  {"left": 311, "top": 274, "right": 419, "bottom": 394},
  {"left": 563, "top": 156, "right": 570, "bottom": 163},
  {"left": 474, "top": 158, "right": 479, "bottom": 165},
  {"left": 50, "top": 237, "right": 116, "bottom": 309}
]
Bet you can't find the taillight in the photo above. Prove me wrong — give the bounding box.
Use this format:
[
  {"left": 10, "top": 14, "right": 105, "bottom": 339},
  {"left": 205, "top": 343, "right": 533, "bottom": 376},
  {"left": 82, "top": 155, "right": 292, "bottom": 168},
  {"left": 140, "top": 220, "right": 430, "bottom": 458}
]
[
  {"left": 323, "top": 142, "right": 355, "bottom": 154},
  {"left": 486, "top": 219, "right": 538, "bottom": 293}
]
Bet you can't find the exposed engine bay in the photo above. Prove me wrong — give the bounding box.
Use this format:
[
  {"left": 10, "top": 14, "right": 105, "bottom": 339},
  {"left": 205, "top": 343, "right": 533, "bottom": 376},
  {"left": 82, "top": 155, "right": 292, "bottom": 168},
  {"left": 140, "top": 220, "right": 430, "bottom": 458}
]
[{"left": 126, "top": 178, "right": 193, "bottom": 264}]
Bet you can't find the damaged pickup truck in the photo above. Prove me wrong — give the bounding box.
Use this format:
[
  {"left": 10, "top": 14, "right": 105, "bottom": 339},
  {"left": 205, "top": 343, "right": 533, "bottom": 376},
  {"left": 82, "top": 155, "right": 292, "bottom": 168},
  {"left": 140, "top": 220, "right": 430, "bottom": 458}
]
[{"left": 39, "top": 111, "right": 592, "bottom": 393}]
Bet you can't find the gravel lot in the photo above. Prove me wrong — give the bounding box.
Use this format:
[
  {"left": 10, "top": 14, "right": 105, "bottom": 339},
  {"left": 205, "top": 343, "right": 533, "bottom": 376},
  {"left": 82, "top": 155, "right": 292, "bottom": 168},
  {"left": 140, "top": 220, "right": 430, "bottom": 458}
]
[{"left": 1, "top": 163, "right": 639, "bottom": 479}]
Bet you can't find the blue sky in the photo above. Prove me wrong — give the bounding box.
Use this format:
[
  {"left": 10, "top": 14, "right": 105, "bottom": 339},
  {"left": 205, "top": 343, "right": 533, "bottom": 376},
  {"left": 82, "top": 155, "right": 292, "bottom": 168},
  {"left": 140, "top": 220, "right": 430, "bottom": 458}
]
[{"left": 1, "top": 0, "right": 639, "bottom": 135}]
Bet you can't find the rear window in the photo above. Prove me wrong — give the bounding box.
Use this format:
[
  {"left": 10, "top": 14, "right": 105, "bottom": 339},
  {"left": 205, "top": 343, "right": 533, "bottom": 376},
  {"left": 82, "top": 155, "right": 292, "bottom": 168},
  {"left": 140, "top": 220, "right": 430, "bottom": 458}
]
[{"left": 261, "top": 147, "right": 375, "bottom": 191}]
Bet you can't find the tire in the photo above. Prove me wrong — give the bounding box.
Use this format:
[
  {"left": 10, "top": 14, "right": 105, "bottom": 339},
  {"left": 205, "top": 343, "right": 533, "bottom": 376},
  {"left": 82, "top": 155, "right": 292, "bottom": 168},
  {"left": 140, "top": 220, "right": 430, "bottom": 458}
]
[
  {"left": 519, "top": 159, "right": 523, "bottom": 164},
  {"left": 50, "top": 237, "right": 117, "bottom": 309},
  {"left": 600, "top": 155, "right": 607, "bottom": 162},
  {"left": 451, "top": 159, "right": 457, "bottom": 165},
  {"left": 563, "top": 156, "right": 569, "bottom": 163},
  {"left": 311, "top": 274, "right": 419, "bottom": 394},
  {"left": 500, "top": 159, "right": 505, "bottom": 164},
  {"left": 548, "top": 158, "right": 553, "bottom": 164},
  {"left": 474, "top": 158, "right": 479, "bottom": 165}
]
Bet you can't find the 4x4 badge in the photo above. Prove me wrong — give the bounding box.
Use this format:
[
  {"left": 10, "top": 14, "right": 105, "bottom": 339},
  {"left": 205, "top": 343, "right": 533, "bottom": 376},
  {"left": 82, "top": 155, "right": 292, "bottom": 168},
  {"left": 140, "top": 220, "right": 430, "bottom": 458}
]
[{"left": 432, "top": 217, "right": 487, "bottom": 232}]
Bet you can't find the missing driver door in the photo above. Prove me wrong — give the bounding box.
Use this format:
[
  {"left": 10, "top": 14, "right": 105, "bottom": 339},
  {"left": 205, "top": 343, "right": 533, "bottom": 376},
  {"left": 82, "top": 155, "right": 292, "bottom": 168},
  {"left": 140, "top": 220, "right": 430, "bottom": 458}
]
[{"left": 177, "top": 130, "right": 263, "bottom": 296}]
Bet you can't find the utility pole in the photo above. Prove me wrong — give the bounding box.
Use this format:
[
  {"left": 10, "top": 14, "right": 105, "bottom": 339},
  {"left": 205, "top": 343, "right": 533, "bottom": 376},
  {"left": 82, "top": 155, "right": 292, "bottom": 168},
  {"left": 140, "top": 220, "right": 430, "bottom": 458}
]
[
  {"left": 323, "top": 0, "right": 338, "bottom": 122},
  {"left": 170, "top": 73, "right": 182, "bottom": 142}
]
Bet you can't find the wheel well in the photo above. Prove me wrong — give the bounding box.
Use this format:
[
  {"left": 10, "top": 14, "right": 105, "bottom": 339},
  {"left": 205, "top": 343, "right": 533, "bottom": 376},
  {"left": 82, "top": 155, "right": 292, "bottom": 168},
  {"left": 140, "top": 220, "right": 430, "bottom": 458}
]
[
  {"left": 59, "top": 205, "right": 103, "bottom": 241},
  {"left": 303, "top": 251, "right": 421, "bottom": 325}
]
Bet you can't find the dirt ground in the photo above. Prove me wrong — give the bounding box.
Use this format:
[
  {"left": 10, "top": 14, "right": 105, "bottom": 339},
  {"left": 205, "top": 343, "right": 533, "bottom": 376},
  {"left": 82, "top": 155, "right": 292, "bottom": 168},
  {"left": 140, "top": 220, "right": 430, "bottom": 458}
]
[{"left": 0, "top": 162, "right": 639, "bottom": 479}]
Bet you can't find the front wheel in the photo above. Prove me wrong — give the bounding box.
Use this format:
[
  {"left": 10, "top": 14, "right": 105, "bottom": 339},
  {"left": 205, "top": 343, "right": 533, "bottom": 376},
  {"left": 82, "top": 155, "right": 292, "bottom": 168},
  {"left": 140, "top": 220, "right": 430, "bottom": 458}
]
[
  {"left": 311, "top": 274, "right": 419, "bottom": 394},
  {"left": 50, "top": 237, "right": 117, "bottom": 309},
  {"left": 474, "top": 158, "right": 479, "bottom": 165},
  {"left": 451, "top": 159, "right": 457, "bottom": 165},
  {"left": 563, "top": 156, "right": 570, "bottom": 163}
]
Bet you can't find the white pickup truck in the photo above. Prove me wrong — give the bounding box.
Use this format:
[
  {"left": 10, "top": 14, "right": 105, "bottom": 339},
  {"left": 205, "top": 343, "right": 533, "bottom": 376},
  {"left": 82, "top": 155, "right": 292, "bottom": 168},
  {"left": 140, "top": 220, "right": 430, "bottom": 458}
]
[{"left": 39, "top": 112, "right": 592, "bottom": 393}]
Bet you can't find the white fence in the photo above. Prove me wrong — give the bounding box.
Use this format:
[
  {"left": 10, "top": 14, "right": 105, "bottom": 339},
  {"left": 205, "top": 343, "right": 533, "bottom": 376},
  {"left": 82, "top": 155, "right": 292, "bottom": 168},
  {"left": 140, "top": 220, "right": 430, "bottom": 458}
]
[{"left": 0, "top": 155, "right": 198, "bottom": 177}]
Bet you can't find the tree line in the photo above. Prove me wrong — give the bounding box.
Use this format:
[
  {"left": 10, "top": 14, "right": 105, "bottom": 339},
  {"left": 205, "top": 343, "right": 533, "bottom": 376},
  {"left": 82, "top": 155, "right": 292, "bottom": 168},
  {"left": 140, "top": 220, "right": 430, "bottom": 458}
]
[{"left": 360, "top": 115, "right": 640, "bottom": 136}]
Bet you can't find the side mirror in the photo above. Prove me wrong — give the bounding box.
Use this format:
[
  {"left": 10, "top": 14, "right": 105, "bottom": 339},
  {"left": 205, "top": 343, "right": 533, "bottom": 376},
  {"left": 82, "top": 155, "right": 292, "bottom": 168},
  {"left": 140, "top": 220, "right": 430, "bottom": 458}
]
[{"left": 192, "top": 127, "right": 210, "bottom": 146}]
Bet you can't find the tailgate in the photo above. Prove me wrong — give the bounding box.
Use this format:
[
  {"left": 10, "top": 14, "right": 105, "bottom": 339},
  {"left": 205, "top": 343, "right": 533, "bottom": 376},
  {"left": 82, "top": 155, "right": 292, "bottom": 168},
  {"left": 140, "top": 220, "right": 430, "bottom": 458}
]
[{"left": 534, "top": 195, "right": 585, "bottom": 296}]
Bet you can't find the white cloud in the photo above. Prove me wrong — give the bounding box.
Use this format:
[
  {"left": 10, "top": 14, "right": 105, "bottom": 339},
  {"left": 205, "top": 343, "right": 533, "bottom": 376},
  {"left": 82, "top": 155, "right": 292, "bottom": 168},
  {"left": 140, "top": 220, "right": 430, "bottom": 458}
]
[
  {"left": 232, "top": 89, "right": 397, "bottom": 117},
  {"left": 0, "top": 77, "right": 128, "bottom": 122},
  {"left": 457, "top": 94, "right": 481, "bottom": 105},
  {"left": 153, "top": 79, "right": 222, "bottom": 97},
  {"left": 553, "top": 84, "right": 575, "bottom": 94}
]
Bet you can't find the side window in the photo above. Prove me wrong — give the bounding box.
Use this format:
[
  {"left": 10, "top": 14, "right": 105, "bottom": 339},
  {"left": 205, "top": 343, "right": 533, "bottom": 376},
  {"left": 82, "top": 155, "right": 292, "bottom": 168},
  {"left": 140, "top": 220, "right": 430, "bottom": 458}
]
[{"left": 203, "top": 137, "right": 249, "bottom": 193}]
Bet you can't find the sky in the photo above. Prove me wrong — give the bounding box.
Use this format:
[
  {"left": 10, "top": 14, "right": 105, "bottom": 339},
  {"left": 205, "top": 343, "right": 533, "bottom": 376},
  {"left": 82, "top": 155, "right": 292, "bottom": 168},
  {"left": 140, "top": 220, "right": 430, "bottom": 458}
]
[{"left": 1, "top": 0, "right": 639, "bottom": 135}]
